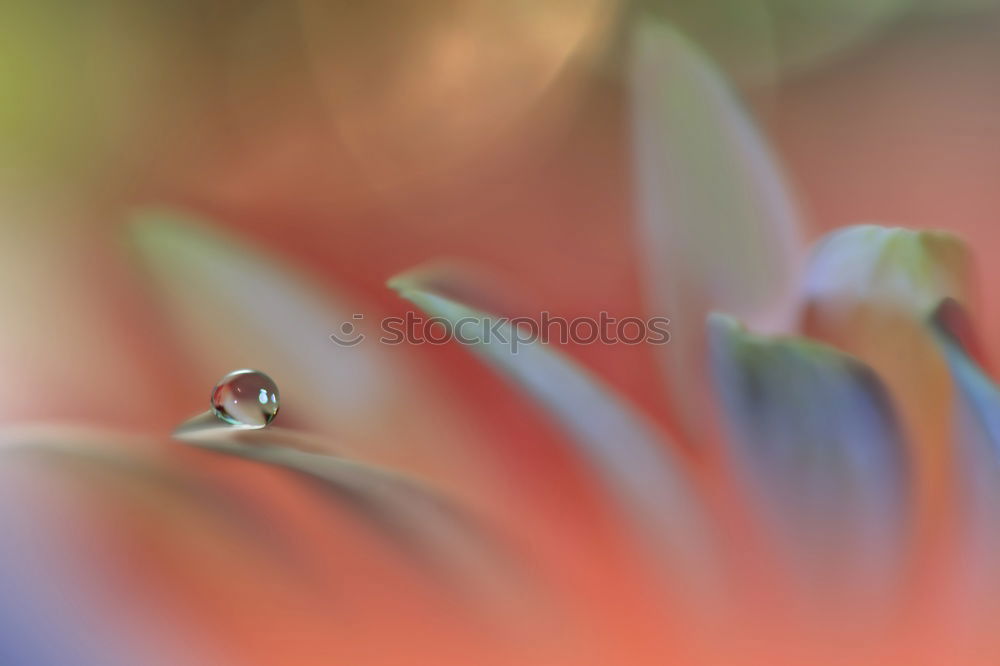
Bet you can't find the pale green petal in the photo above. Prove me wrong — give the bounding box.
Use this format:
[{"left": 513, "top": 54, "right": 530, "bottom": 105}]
[
  {"left": 129, "top": 210, "right": 490, "bottom": 494},
  {"left": 629, "top": 18, "right": 802, "bottom": 442},
  {"left": 643, "top": 0, "right": 911, "bottom": 83}
]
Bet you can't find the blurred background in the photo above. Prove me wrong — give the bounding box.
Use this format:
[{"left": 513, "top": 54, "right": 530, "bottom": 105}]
[
  {"left": 4, "top": 1, "right": 1000, "bottom": 664},
  {"left": 5, "top": 0, "right": 1000, "bottom": 430}
]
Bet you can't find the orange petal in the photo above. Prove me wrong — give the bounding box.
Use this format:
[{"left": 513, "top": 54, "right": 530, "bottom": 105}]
[{"left": 799, "top": 225, "right": 976, "bottom": 536}]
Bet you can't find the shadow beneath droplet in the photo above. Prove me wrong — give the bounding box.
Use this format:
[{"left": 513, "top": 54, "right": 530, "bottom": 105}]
[
  {"left": 173, "top": 413, "right": 333, "bottom": 454},
  {"left": 172, "top": 410, "right": 259, "bottom": 438}
]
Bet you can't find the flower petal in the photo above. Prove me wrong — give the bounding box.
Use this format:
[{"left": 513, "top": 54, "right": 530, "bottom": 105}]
[
  {"left": 930, "top": 299, "right": 1000, "bottom": 463},
  {"left": 174, "top": 430, "right": 528, "bottom": 610},
  {"left": 709, "top": 313, "right": 909, "bottom": 601},
  {"left": 0, "top": 426, "right": 541, "bottom": 665},
  {"left": 928, "top": 300, "right": 1000, "bottom": 636},
  {"left": 928, "top": 299, "right": 1000, "bottom": 520},
  {"left": 129, "top": 210, "right": 492, "bottom": 494},
  {"left": 629, "top": 18, "right": 803, "bottom": 443},
  {"left": 929, "top": 301, "right": 1000, "bottom": 555},
  {"left": 800, "top": 225, "right": 975, "bottom": 522},
  {"left": 388, "top": 273, "right": 721, "bottom": 597}
]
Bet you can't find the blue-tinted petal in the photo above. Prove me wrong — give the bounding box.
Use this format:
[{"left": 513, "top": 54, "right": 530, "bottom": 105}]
[
  {"left": 389, "top": 274, "right": 721, "bottom": 596},
  {"left": 928, "top": 300, "right": 1000, "bottom": 629},
  {"left": 709, "top": 313, "right": 909, "bottom": 598}
]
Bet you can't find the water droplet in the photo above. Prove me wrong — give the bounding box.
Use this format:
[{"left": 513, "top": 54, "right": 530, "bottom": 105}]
[{"left": 211, "top": 369, "right": 279, "bottom": 428}]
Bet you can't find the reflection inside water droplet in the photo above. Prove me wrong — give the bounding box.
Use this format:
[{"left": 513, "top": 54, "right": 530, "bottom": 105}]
[{"left": 211, "top": 369, "right": 279, "bottom": 428}]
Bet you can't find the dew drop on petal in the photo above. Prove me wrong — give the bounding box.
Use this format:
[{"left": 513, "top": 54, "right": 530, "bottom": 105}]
[{"left": 210, "top": 369, "right": 280, "bottom": 428}]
